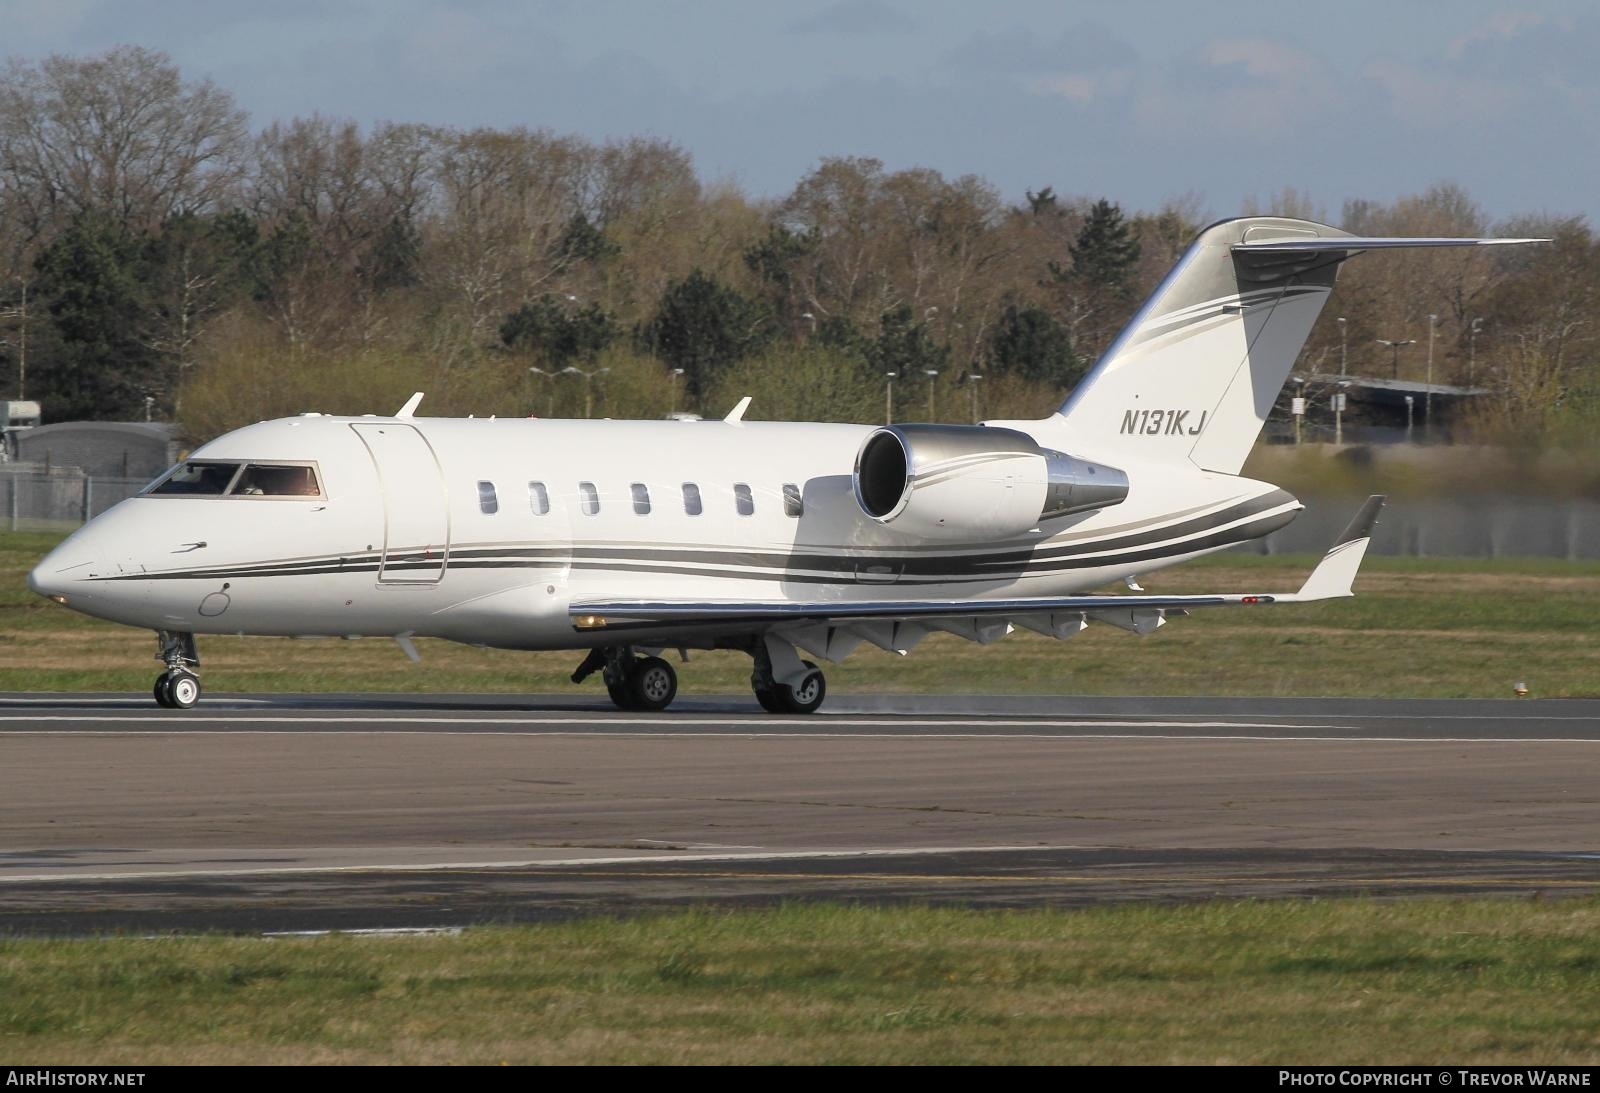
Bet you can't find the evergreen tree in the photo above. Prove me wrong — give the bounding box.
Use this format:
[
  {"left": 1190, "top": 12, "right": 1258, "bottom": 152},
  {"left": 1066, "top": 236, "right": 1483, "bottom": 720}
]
[
  {"left": 33, "top": 212, "right": 161, "bottom": 420},
  {"left": 868, "top": 304, "right": 948, "bottom": 378},
  {"left": 500, "top": 295, "right": 617, "bottom": 366},
  {"left": 641, "top": 269, "right": 770, "bottom": 397},
  {"left": 1066, "top": 198, "right": 1141, "bottom": 295},
  {"left": 989, "top": 303, "right": 1082, "bottom": 386},
  {"left": 553, "top": 213, "right": 619, "bottom": 265}
]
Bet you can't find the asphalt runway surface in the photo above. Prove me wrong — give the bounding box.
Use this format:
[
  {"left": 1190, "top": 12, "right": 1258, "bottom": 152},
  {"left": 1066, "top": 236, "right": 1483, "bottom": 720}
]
[{"left": 2, "top": 691, "right": 1598, "bottom": 935}]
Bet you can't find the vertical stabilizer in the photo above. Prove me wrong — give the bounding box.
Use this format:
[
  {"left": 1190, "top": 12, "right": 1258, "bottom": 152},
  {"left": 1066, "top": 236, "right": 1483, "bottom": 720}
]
[
  {"left": 1052, "top": 216, "right": 1347, "bottom": 474},
  {"left": 1035, "top": 219, "right": 1544, "bottom": 475}
]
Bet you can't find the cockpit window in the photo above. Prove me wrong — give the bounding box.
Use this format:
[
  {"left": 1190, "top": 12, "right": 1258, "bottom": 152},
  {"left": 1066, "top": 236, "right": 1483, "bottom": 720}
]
[
  {"left": 145, "top": 461, "right": 322, "bottom": 498},
  {"left": 232, "top": 464, "right": 322, "bottom": 497},
  {"left": 148, "top": 461, "right": 242, "bottom": 496}
]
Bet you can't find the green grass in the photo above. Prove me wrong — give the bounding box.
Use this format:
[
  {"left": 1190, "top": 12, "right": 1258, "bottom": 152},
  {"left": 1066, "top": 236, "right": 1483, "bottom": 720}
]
[
  {"left": 3, "top": 900, "right": 1600, "bottom": 1063},
  {"left": 6, "top": 531, "right": 1600, "bottom": 698}
]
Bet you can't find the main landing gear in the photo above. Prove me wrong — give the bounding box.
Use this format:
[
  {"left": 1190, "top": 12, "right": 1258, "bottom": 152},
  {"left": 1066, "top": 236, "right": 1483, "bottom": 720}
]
[
  {"left": 572, "top": 646, "right": 679, "bottom": 712},
  {"left": 152, "top": 630, "right": 202, "bottom": 709},
  {"left": 751, "top": 642, "right": 826, "bottom": 715},
  {"left": 568, "top": 635, "right": 828, "bottom": 715}
]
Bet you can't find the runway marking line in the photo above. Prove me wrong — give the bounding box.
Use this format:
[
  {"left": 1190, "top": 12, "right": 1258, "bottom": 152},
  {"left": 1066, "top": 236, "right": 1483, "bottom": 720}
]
[
  {"left": 2, "top": 727, "right": 1600, "bottom": 745},
  {"left": 441, "top": 869, "right": 1600, "bottom": 889},
  {"left": 0, "top": 844, "right": 1119, "bottom": 883},
  {"left": 0, "top": 715, "right": 1330, "bottom": 729},
  {"left": 2, "top": 844, "right": 1596, "bottom": 885}
]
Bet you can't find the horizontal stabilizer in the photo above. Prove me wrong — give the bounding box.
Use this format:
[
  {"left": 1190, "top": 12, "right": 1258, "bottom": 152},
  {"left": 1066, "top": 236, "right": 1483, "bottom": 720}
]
[{"left": 1234, "top": 237, "right": 1547, "bottom": 252}]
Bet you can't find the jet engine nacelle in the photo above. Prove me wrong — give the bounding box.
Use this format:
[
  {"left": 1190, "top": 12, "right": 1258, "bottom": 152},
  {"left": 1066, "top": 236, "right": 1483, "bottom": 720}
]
[{"left": 852, "top": 424, "right": 1128, "bottom": 542}]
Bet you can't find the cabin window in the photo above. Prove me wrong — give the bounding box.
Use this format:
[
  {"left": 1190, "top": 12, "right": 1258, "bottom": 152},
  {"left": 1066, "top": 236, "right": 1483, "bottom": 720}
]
[
  {"left": 148, "top": 461, "right": 242, "bottom": 496},
  {"left": 528, "top": 481, "right": 550, "bottom": 515},
  {"left": 477, "top": 480, "right": 499, "bottom": 514},
  {"left": 232, "top": 464, "right": 322, "bottom": 497},
  {"left": 734, "top": 483, "right": 754, "bottom": 516},
  {"left": 682, "top": 482, "right": 702, "bottom": 516},
  {"left": 579, "top": 481, "right": 600, "bottom": 515},
  {"left": 630, "top": 483, "right": 651, "bottom": 515},
  {"left": 783, "top": 483, "right": 803, "bottom": 518}
]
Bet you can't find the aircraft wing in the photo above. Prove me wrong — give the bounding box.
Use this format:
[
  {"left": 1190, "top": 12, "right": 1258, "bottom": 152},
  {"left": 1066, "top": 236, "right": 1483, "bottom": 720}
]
[{"left": 569, "top": 497, "right": 1384, "bottom": 651}]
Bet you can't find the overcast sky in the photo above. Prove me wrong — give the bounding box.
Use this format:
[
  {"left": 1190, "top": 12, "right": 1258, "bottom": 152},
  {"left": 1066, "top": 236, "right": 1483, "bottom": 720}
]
[{"left": 4, "top": 0, "right": 1596, "bottom": 224}]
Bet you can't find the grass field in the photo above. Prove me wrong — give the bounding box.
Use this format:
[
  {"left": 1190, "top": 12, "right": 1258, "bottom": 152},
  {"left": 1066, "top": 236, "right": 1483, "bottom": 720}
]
[
  {"left": 5, "top": 531, "right": 1600, "bottom": 698},
  {"left": 3, "top": 900, "right": 1600, "bottom": 1064}
]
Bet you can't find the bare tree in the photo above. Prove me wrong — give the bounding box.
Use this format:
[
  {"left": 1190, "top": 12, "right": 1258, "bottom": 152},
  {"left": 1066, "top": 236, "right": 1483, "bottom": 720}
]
[{"left": 0, "top": 46, "right": 247, "bottom": 238}]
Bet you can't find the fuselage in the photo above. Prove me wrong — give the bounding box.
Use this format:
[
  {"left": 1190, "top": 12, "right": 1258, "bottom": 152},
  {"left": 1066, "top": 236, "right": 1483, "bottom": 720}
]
[{"left": 28, "top": 413, "right": 1300, "bottom": 650}]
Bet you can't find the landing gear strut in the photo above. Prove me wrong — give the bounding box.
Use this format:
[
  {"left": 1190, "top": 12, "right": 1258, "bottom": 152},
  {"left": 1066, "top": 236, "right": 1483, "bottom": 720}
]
[
  {"left": 152, "top": 630, "right": 201, "bottom": 709},
  {"left": 588, "top": 646, "right": 679, "bottom": 712},
  {"left": 751, "top": 636, "right": 826, "bottom": 715}
]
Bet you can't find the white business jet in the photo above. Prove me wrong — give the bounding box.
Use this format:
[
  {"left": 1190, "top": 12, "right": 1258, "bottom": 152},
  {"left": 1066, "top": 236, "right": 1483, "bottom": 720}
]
[{"left": 28, "top": 217, "right": 1542, "bottom": 712}]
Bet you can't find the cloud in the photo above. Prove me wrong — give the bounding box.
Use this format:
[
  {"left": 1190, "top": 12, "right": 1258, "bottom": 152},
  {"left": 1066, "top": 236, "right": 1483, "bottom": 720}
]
[
  {"left": 1144, "top": 37, "right": 1340, "bottom": 137},
  {"left": 940, "top": 22, "right": 1139, "bottom": 107},
  {"left": 788, "top": 1, "right": 913, "bottom": 36},
  {"left": 943, "top": 21, "right": 1138, "bottom": 76}
]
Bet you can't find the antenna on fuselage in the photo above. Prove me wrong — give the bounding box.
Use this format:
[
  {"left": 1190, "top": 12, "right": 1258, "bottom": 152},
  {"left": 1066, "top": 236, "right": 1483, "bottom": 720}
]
[
  {"left": 723, "top": 396, "right": 752, "bottom": 424},
  {"left": 395, "top": 392, "right": 425, "bottom": 419}
]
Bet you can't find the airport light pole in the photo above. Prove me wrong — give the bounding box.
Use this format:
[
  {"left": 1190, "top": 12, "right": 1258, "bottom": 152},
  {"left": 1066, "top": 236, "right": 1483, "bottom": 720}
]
[
  {"left": 1377, "top": 337, "right": 1415, "bottom": 379},
  {"left": 528, "top": 366, "right": 558, "bottom": 416},
  {"left": 924, "top": 369, "right": 940, "bottom": 421},
  {"left": 1469, "top": 317, "right": 1483, "bottom": 384},
  {"left": 884, "top": 371, "right": 896, "bottom": 424},
  {"left": 967, "top": 371, "right": 983, "bottom": 424},
  {"left": 1425, "top": 314, "right": 1438, "bottom": 440},
  {"left": 1334, "top": 382, "right": 1350, "bottom": 446},
  {"left": 667, "top": 367, "right": 685, "bottom": 415},
  {"left": 560, "top": 365, "right": 610, "bottom": 418},
  {"left": 1336, "top": 316, "right": 1347, "bottom": 377},
  {"left": 1290, "top": 374, "right": 1306, "bottom": 445}
]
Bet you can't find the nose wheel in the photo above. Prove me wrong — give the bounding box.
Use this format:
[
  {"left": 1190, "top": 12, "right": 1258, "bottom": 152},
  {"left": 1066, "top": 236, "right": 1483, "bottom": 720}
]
[
  {"left": 152, "top": 630, "right": 202, "bottom": 709},
  {"left": 154, "top": 669, "right": 202, "bottom": 710}
]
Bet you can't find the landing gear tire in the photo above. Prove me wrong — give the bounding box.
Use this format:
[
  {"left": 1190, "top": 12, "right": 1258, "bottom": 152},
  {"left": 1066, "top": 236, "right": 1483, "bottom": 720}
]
[
  {"left": 754, "top": 660, "right": 825, "bottom": 714},
  {"left": 606, "top": 679, "right": 635, "bottom": 710},
  {"left": 775, "top": 664, "right": 826, "bottom": 715},
  {"left": 155, "top": 669, "right": 201, "bottom": 710},
  {"left": 627, "top": 656, "right": 678, "bottom": 713},
  {"left": 753, "top": 683, "right": 783, "bottom": 713}
]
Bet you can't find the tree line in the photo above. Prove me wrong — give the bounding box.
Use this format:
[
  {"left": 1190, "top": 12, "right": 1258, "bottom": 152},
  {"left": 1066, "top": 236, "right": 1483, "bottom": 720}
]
[{"left": 1, "top": 46, "right": 1597, "bottom": 446}]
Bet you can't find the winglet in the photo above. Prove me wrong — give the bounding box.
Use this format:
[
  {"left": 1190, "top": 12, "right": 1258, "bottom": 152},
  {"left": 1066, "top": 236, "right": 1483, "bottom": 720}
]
[
  {"left": 723, "top": 396, "right": 752, "bottom": 424},
  {"left": 395, "top": 392, "right": 424, "bottom": 419},
  {"left": 1293, "top": 495, "right": 1386, "bottom": 601}
]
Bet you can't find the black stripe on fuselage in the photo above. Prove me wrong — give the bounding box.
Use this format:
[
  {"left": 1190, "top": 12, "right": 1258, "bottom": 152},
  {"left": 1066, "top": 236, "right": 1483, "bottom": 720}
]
[{"left": 89, "top": 494, "right": 1294, "bottom": 586}]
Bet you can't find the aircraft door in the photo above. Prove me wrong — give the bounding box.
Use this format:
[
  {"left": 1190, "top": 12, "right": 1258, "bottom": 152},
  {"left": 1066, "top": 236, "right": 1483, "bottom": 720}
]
[{"left": 350, "top": 423, "right": 449, "bottom": 583}]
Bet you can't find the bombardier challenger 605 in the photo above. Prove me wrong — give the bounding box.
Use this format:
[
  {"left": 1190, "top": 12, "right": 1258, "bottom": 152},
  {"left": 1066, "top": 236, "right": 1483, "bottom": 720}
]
[{"left": 29, "top": 217, "right": 1542, "bottom": 711}]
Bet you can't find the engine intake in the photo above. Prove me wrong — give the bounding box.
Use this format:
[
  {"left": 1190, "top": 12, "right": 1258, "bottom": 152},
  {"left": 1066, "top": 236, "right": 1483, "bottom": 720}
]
[{"left": 853, "top": 424, "right": 1127, "bottom": 542}]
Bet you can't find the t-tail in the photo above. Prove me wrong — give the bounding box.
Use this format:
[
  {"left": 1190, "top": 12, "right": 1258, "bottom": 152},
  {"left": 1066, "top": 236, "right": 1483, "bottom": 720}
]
[{"left": 1030, "top": 216, "right": 1545, "bottom": 474}]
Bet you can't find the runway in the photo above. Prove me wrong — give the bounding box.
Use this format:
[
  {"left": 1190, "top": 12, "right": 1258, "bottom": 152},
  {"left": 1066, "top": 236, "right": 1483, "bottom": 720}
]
[{"left": 2, "top": 692, "right": 1598, "bottom": 935}]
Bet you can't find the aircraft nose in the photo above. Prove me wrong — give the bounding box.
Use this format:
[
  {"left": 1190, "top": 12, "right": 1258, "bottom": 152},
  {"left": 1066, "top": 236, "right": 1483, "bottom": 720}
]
[{"left": 28, "top": 543, "right": 95, "bottom": 604}]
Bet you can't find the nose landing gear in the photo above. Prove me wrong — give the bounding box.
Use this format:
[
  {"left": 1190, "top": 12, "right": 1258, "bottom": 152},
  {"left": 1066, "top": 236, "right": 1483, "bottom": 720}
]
[{"left": 152, "top": 630, "right": 202, "bottom": 709}]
